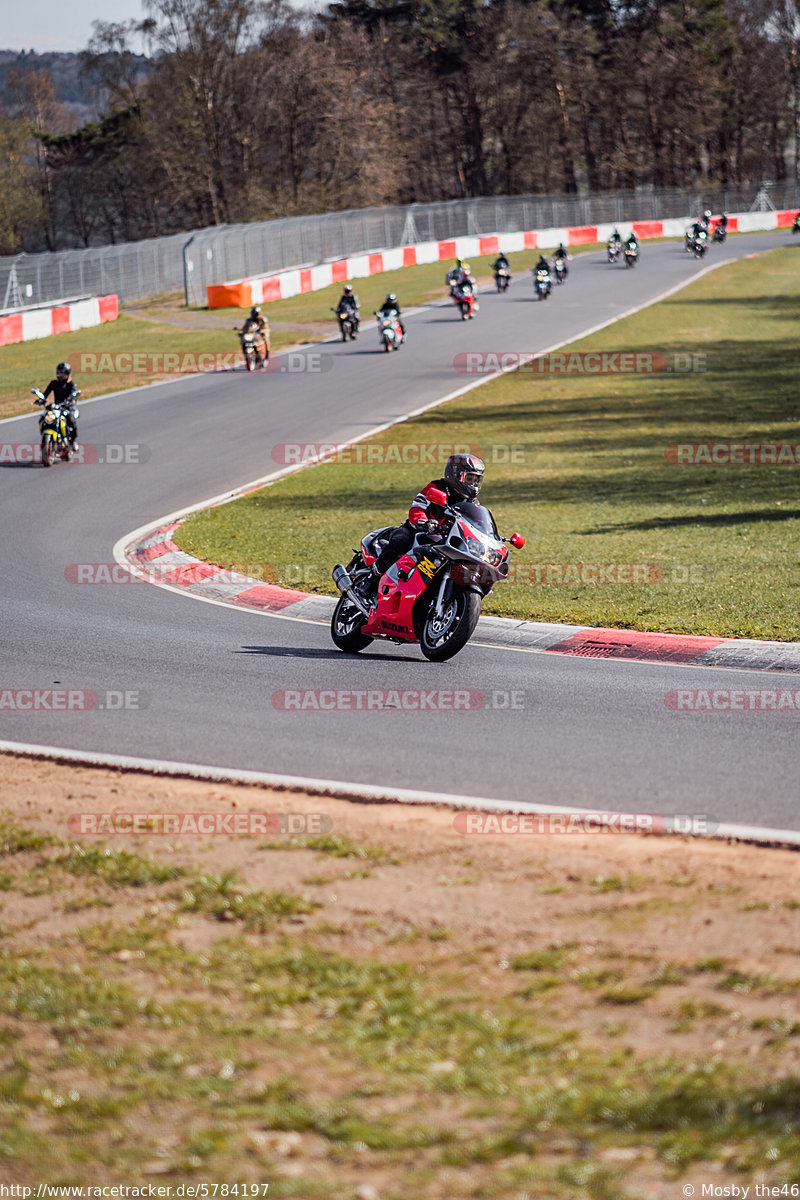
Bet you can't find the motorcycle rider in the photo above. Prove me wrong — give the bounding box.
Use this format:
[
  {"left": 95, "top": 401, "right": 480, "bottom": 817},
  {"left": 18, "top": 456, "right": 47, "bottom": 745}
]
[
  {"left": 37, "top": 361, "right": 79, "bottom": 447},
  {"left": 608, "top": 228, "right": 622, "bottom": 250},
  {"left": 491, "top": 252, "right": 510, "bottom": 280},
  {"left": 701, "top": 210, "right": 712, "bottom": 228},
  {"left": 335, "top": 284, "right": 359, "bottom": 331},
  {"left": 687, "top": 217, "right": 706, "bottom": 248},
  {"left": 378, "top": 293, "right": 405, "bottom": 341},
  {"left": 625, "top": 232, "right": 639, "bottom": 254},
  {"left": 534, "top": 253, "right": 552, "bottom": 277},
  {"left": 446, "top": 259, "right": 473, "bottom": 294},
  {"left": 552, "top": 243, "right": 569, "bottom": 279},
  {"left": 364, "top": 453, "right": 486, "bottom": 601},
  {"left": 238, "top": 306, "right": 269, "bottom": 362}
]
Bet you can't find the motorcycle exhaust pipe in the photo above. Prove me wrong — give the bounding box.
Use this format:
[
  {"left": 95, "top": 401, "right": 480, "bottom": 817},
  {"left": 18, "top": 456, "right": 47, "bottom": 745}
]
[{"left": 332, "top": 564, "right": 370, "bottom": 618}]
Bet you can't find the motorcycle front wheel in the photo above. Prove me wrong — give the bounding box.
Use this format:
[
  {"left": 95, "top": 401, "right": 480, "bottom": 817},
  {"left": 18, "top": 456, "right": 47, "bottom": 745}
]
[
  {"left": 331, "top": 594, "right": 373, "bottom": 653},
  {"left": 419, "top": 588, "right": 481, "bottom": 662},
  {"left": 41, "top": 436, "right": 55, "bottom": 468}
]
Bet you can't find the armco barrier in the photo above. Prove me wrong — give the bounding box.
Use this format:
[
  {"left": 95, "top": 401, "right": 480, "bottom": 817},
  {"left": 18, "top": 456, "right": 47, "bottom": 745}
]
[
  {"left": 0, "top": 295, "right": 119, "bottom": 347},
  {"left": 207, "top": 211, "right": 794, "bottom": 309}
]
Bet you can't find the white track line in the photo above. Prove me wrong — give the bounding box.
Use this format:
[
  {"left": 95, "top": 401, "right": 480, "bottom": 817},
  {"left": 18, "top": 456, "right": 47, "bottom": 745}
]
[{"left": 3, "top": 740, "right": 800, "bottom": 848}]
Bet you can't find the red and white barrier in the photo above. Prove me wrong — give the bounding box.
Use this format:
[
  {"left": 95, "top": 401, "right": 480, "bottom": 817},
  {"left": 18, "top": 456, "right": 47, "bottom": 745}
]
[
  {"left": 206, "top": 209, "right": 797, "bottom": 309},
  {"left": 0, "top": 294, "right": 119, "bottom": 348}
]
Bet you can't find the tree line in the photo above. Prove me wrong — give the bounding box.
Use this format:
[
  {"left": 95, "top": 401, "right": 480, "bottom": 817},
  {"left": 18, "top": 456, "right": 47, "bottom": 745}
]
[{"left": 1, "top": 0, "right": 799, "bottom": 254}]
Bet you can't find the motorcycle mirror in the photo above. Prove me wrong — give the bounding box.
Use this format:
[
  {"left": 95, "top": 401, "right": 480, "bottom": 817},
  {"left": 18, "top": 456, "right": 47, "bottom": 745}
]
[
  {"left": 510, "top": 533, "right": 526, "bottom": 549},
  {"left": 428, "top": 487, "right": 448, "bottom": 507}
]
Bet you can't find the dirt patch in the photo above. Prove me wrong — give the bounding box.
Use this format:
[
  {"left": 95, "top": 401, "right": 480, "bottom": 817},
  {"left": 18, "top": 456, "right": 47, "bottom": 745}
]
[{"left": 1, "top": 749, "right": 799, "bottom": 1196}]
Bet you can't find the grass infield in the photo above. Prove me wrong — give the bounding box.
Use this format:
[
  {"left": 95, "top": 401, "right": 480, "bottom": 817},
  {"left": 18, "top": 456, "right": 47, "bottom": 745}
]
[
  {"left": 175, "top": 246, "right": 800, "bottom": 641},
  {"left": 3, "top": 758, "right": 800, "bottom": 1195}
]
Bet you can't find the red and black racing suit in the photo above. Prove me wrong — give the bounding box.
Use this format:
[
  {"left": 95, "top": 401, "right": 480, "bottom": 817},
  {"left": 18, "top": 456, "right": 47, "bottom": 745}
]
[{"left": 374, "top": 478, "right": 460, "bottom": 575}]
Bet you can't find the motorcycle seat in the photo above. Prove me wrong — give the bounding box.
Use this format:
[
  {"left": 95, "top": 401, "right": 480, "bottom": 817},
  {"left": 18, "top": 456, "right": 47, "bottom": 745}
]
[{"left": 362, "top": 527, "right": 395, "bottom": 559}]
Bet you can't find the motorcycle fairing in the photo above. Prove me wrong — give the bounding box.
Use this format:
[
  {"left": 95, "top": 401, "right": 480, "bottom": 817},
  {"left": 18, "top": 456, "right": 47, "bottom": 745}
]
[{"left": 361, "top": 550, "right": 443, "bottom": 641}]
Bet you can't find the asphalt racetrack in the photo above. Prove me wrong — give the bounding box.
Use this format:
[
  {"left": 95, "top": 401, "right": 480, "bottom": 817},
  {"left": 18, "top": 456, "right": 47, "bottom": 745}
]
[{"left": 2, "top": 233, "right": 797, "bottom": 831}]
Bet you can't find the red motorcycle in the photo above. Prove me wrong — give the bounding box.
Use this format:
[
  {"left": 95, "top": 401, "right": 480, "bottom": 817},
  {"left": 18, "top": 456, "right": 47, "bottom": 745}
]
[
  {"left": 331, "top": 488, "right": 525, "bottom": 662},
  {"left": 452, "top": 281, "right": 476, "bottom": 320}
]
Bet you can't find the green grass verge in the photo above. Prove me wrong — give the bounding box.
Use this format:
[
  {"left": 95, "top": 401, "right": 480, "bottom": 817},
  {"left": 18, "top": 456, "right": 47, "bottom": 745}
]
[{"left": 176, "top": 245, "right": 800, "bottom": 640}]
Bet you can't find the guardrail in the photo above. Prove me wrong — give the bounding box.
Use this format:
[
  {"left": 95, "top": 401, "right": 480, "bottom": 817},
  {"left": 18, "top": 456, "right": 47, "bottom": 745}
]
[
  {"left": 0, "top": 183, "right": 797, "bottom": 311},
  {"left": 0, "top": 295, "right": 119, "bottom": 347},
  {"left": 207, "top": 210, "right": 796, "bottom": 309}
]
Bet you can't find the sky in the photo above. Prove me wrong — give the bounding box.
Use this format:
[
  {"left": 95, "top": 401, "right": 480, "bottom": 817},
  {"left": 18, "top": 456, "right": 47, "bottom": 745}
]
[
  {"left": 1, "top": 0, "right": 319, "bottom": 53},
  {"left": 1, "top": 0, "right": 147, "bottom": 53}
]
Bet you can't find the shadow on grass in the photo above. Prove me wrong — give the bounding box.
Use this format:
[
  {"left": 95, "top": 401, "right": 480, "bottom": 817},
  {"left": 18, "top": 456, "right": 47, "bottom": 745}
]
[{"left": 584, "top": 508, "right": 800, "bottom": 534}]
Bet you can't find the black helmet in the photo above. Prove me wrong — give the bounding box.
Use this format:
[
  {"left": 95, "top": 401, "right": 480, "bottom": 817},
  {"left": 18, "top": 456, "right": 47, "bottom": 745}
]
[
  {"left": 250, "top": 306, "right": 260, "bottom": 318},
  {"left": 343, "top": 285, "right": 353, "bottom": 295},
  {"left": 56, "top": 361, "right": 71, "bottom": 378},
  {"left": 445, "top": 453, "right": 485, "bottom": 501},
  {"left": 385, "top": 293, "right": 396, "bottom": 304}
]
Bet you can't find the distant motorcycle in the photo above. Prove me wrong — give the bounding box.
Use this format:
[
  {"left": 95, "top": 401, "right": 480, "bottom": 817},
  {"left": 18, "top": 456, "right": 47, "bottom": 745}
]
[
  {"left": 607, "top": 239, "right": 622, "bottom": 263},
  {"left": 452, "top": 281, "right": 476, "bottom": 319},
  {"left": 624, "top": 242, "right": 639, "bottom": 268},
  {"left": 691, "top": 229, "right": 708, "bottom": 258},
  {"left": 494, "top": 266, "right": 511, "bottom": 292},
  {"left": 235, "top": 326, "right": 269, "bottom": 371},
  {"left": 793, "top": 212, "right": 800, "bottom": 234},
  {"left": 712, "top": 222, "right": 727, "bottom": 244},
  {"left": 533, "top": 266, "right": 552, "bottom": 300},
  {"left": 331, "top": 306, "right": 359, "bottom": 341},
  {"left": 552, "top": 257, "right": 568, "bottom": 284},
  {"left": 375, "top": 309, "right": 403, "bottom": 351},
  {"left": 31, "top": 387, "right": 80, "bottom": 468}
]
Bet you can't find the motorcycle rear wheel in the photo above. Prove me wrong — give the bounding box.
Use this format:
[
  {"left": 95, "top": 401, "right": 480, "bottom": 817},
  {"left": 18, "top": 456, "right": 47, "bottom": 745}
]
[
  {"left": 331, "top": 594, "right": 373, "bottom": 653},
  {"left": 420, "top": 589, "right": 481, "bottom": 662}
]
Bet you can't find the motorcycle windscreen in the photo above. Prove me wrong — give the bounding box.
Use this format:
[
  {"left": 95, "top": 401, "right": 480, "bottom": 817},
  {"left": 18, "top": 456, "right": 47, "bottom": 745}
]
[{"left": 453, "top": 501, "right": 499, "bottom": 537}]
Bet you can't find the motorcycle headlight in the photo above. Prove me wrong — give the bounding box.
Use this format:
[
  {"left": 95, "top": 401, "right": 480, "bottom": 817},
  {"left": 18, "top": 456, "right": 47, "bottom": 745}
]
[{"left": 44, "top": 411, "right": 56, "bottom": 424}]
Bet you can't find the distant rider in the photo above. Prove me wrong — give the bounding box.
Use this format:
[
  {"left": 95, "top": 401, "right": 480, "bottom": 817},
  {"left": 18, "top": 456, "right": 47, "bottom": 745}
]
[
  {"left": 37, "top": 361, "right": 79, "bottom": 447},
  {"left": 335, "top": 284, "right": 359, "bottom": 330},
  {"left": 446, "top": 259, "right": 473, "bottom": 295},
  {"left": 378, "top": 293, "right": 405, "bottom": 341},
  {"left": 365, "top": 454, "right": 486, "bottom": 602},
  {"left": 239, "top": 306, "right": 269, "bottom": 360},
  {"left": 492, "top": 252, "right": 510, "bottom": 274}
]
